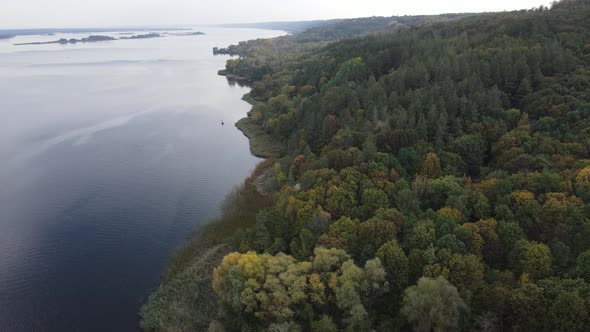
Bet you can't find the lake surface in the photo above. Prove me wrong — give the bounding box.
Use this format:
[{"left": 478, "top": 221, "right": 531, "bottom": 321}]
[{"left": 0, "top": 28, "right": 284, "bottom": 331}]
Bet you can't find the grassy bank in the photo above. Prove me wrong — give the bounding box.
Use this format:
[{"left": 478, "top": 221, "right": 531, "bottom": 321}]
[
  {"left": 235, "top": 93, "right": 285, "bottom": 159},
  {"left": 235, "top": 117, "right": 285, "bottom": 159},
  {"left": 139, "top": 160, "right": 276, "bottom": 331}
]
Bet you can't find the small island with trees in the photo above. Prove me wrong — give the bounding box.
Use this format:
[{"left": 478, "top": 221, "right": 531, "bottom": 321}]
[{"left": 120, "top": 33, "right": 162, "bottom": 40}]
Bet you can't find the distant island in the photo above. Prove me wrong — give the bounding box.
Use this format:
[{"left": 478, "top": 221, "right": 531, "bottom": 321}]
[
  {"left": 171, "top": 31, "right": 205, "bottom": 36},
  {"left": 0, "top": 34, "right": 15, "bottom": 40},
  {"left": 15, "top": 35, "right": 116, "bottom": 46},
  {"left": 120, "top": 33, "right": 161, "bottom": 40}
]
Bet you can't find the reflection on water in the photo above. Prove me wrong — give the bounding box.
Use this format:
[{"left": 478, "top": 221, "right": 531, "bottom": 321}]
[
  {"left": 226, "top": 77, "right": 250, "bottom": 88},
  {"left": 0, "top": 28, "right": 284, "bottom": 331}
]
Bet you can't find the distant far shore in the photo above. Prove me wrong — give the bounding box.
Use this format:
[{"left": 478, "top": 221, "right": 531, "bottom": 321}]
[
  {"left": 0, "top": 27, "right": 192, "bottom": 37},
  {"left": 13, "top": 32, "right": 205, "bottom": 46}
]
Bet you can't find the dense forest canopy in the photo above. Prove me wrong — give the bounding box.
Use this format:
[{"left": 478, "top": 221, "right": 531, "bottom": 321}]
[{"left": 143, "top": 1, "right": 590, "bottom": 331}]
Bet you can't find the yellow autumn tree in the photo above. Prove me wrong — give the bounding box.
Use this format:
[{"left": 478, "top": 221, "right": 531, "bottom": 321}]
[
  {"left": 437, "top": 207, "right": 464, "bottom": 223},
  {"left": 211, "top": 248, "right": 388, "bottom": 329},
  {"left": 419, "top": 152, "right": 442, "bottom": 178},
  {"left": 575, "top": 166, "right": 590, "bottom": 199},
  {"left": 510, "top": 190, "right": 535, "bottom": 205}
]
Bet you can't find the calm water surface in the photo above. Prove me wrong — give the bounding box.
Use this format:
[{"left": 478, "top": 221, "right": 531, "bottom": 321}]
[{"left": 0, "top": 28, "right": 284, "bottom": 331}]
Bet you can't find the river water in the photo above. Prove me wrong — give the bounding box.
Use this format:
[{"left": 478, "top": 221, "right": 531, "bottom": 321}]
[{"left": 0, "top": 27, "right": 283, "bottom": 331}]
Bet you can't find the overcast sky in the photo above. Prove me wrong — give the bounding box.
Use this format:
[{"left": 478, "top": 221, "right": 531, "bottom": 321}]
[{"left": 1, "top": 0, "right": 555, "bottom": 29}]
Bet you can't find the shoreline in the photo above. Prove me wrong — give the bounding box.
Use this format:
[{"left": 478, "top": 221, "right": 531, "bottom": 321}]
[
  {"left": 140, "top": 158, "right": 276, "bottom": 331},
  {"left": 217, "top": 69, "right": 250, "bottom": 82},
  {"left": 235, "top": 93, "right": 286, "bottom": 159},
  {"left": 139, "top": 71, "right": 281, "bottom": 332}
]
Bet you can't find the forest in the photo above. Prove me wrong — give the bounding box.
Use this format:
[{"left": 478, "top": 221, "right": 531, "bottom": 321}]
[{"left": 142, "top": 1, "right": 590, "bottom": 331}]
